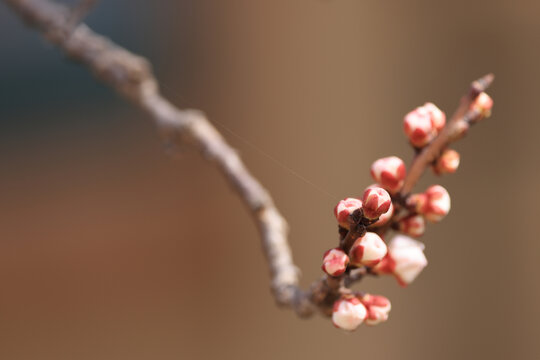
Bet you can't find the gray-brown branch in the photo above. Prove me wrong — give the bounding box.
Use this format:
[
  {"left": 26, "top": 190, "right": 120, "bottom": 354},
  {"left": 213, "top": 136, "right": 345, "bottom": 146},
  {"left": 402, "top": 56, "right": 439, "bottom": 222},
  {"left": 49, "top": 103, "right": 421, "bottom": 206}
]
[{"left": 3, "top": 0, "right": 316, "bottom": 317}]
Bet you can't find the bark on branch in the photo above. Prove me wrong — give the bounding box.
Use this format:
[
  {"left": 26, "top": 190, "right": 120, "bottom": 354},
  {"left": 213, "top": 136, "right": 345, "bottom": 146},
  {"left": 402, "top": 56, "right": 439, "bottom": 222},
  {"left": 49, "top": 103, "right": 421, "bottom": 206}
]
[{"left": 3, "top": 0, "right": 314, "bottom": 316}]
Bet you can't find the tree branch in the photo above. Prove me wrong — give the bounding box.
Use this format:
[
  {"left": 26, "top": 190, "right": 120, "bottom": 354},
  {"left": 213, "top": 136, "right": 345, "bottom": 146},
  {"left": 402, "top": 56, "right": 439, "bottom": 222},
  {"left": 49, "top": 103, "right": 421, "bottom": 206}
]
[
  {"left": 2, "top": 0, "right": 494, "bottom": 321},
  {"left": 400, "top": 74, "right": 494, "bottom": 196},
  {"left": 67, "top": 0, "right": 98, "bottom": 29},
  {"left": 3, "top": 0, "right": 315, "bottom": 317}
]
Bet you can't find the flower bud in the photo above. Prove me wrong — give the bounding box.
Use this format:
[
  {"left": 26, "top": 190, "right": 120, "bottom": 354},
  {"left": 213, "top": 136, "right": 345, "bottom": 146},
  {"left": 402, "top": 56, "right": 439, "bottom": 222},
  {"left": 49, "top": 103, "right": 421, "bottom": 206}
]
[
  {"left": 398, "top": 214, "right": 425, "bottom": 238},
  {"left": 422, "top": 185, "right": 451, "bottom": 223},
  {"left": 322, "top": 248, "right": 349, "bottom": 277},
  {"left": 365, "top": 184, "right": 394, "bottom": 226},
  {"left": 424, "top": 102, "right": 446, "bottom": 132},
  {"left": 349, "top": 232, "right": 388, "bottom": 267},
  {"left": 471, "top": 92, "right": 493, "bottom": 118},
  {"left": 373, "top": 235, "right": 428, "bottom": 287},
  {"left": 361, "top": 294, "right": 391, "bottom": 326},
  {"left": 332, "top": 296, "right": 367, "bottom": 331},
  {"left": 370, "top": 156, "right": 406, "bottom": 193},
  {"left": 373, "top": 201, "right": 394, "bottom": 227},
  {"left": 403, "top": 106, "right": 437, "bottom": 147},
  {"left": 362, "top": 187, "right": 392, "bottom": 220},
  {"left": 433, "top": 149, "right": 460, "bottom": 175},
  {"left": 334, "top": 198, "right": 362, "bottom": 229}
]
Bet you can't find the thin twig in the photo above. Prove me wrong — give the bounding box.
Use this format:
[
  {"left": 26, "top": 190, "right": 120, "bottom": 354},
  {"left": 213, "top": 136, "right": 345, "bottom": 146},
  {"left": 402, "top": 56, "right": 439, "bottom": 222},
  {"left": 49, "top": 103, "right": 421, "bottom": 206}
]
[
  {"left": 400, "top": 74, "right": 494, "bottom": 196},
  {"left": 3, "top": 0, "right": 315, "bottom": 317}
]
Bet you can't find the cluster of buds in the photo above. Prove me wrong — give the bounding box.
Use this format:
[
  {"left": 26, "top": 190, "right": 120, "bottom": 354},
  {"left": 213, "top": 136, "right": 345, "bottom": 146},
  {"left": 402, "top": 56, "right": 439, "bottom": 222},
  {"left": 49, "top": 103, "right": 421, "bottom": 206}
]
[
  {"left": 322, "top": 87, "right": 493, "bottom": 332},
  {"left": 407, "top": 185, "right": 451, "bottom": 223},
  {"left": 403, "top": 103, "right": 446, "bottom": 148},
  {"left": 332, "top": 294, "right": 392, "bottom": 331}
]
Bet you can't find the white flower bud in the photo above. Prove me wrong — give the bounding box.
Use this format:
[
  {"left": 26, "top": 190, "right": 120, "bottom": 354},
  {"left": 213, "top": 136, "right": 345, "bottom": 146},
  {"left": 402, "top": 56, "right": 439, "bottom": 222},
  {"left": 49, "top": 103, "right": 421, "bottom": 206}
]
[
  {"left": 423, "top": 102, "right": 446, "bottom": 132},
  {"left": 332, "top": 296, "right": 367, "bottom": 331},
  {"left": 322, "top": 248, "right": 349, "bottom": 277},
  {"left": 373, "top": 201, "right": 393, "bottom": 227},
  {"left": 403, "top": 106, "right": 437, "bottom": 147},
  {"left": 373, "top": 235, "right": 428, "bottom": 287},
  {"left": 370, "top": 156, "right": 406, "bottom": 193},
  {"left": 349, "top": 232, "right": 388, "bottom": 267},
  {"left": 422, "top": 185, "right": 451, "bottom": 223},
  {"left": 334, "top": 198, "right": 362, "bottom": 229},
  {"left": 361, "top": 294, "right": 392, "bottom": 326},
  {"left": 362, "top": 187, "right": 392, "bottom": 220}
]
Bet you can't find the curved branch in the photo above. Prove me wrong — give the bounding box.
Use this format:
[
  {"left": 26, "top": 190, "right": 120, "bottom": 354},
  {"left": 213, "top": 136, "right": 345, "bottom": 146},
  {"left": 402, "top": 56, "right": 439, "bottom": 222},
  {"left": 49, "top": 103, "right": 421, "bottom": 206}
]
[
  {"left": 2, "top": 0, "right": 494, "bottom": 320},
  {"left": 3, "top": 0, "right": 314, "bottom": 317}
]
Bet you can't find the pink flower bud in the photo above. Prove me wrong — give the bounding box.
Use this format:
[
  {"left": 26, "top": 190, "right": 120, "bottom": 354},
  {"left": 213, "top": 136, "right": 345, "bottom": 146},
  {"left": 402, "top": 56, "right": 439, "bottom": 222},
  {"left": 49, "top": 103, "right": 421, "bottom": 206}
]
[
  {"left": 362, "top": 187, "right": 392, "bottom": 220},
  {"left": 365, "top": 184, "right": 394, "bottom": 226},
  {"left": 471, "top": 92, "right": 493, "bottom": 118},
  {"left": 361, "top": 294, "right": 392, "bottom": 326},
  {"left": 322, "top": 248, "right": 349, "bottom": 277},
  {"left": 404, "top": 106, "right": 437, "bottom": 147},
  {"left": 349, "top": 232, "right": 388, "bottom": 267},
  {"left": 423, "top": 102, "right": 446, "bottom": 132},
  {"left": 398, "top": 214, "right": 425, "bottom": 238},
  {"left": 422, "top": 185, "right": 451, "bottom": 223},
  {"left": 373, "top": 201, "right": 394, "bottom": 227},
  {"left": 370, "top": 156, "right": 406, "bottom": 193},
  {"left": 332, "top": 296, "right": 367, "bottom": 331},
  {"left": 434, "top": 149, "right": 460, "bottom": 175},
  {"left": 334, "top": 198, "right": 362, "bottom": 229},
  {"left": 373, "top": 235, "right": 428, "bottom": 287}
]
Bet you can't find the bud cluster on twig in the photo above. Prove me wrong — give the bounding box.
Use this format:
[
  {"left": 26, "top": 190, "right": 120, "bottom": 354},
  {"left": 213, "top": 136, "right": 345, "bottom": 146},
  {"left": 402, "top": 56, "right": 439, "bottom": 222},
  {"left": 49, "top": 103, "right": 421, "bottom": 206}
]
[
  {"left": 2, "top": 1, "right": 496, "bottom": 325},
  {"left": 322, "top": 82, "right": 494, "bottom": 331}
]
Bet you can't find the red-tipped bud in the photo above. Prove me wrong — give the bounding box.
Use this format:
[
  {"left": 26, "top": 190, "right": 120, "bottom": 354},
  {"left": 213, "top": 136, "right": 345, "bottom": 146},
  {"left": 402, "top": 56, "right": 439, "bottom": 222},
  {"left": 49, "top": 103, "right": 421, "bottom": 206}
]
[
  {"left": 349, "top": 232, "right": 388, "bottom": 267},
  {"left": 434, "top": 149, "right": 460, "bottom": 175},
  {"left": 322, "top": 248, "right": 349, "bottom": 277},
  {"left": 471, "top": 92, "right": 493, "bottom": 118},
  {"left": 373, "top": 235, "right": 428, "bottom": 287},
  {"left": 362, "top": 187, "right": 392, "bottom": 220},
  {"left": 373, "top": 201, "right": 394, "bottom": 227},
  {"left": 424, "top": 102, "right": 446, "bottom": 132},
  {"left": 334, "top": 198, "right": 362, "bottom": 229},
  {"left": 332, "top": 296, "right": 367, "bottom": 331},
  {"left": 398, "top": 214, "right": 425, "bottom": 238},
  {"left": 361, "top": 294, "right": 392, "bottom": 326},
  {"left": 422, "top": 185, "right": 451, "bottom": 223},
  {"left": 404, "top": 103, "right": 446, "bottom": 147},
  {"left": 370, "top": 156, "right": 406, "bottom": 193},
  {"left": 404, "top": 107, "right": 436, "bottom": 147},
  {"left": 365, "top": 184, "right": 394, "bottom": 226}
]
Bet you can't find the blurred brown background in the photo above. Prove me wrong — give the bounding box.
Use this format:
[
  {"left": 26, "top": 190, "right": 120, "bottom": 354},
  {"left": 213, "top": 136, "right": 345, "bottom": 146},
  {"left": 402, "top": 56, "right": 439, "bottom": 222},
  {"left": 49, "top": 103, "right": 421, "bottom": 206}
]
[{"left": 0, "top": 0, "right": 539, "bottom": 359}]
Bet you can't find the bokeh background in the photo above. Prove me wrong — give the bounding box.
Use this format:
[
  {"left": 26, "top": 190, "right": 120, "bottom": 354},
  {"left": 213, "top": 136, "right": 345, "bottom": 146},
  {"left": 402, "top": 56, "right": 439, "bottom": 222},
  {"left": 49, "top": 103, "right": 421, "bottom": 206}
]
[{"left": 1, "top": 0, "right": 539, "bottom": 359}]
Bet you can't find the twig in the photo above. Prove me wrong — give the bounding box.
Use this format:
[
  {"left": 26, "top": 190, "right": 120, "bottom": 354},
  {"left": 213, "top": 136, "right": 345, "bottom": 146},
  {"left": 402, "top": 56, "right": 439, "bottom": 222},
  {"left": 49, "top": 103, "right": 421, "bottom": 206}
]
[
  {"left": 400, "top": 74, "right": 494, "bottom": 196},
  {"left": 3, "top": 0, "right": 315, "bottom": 317}
]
